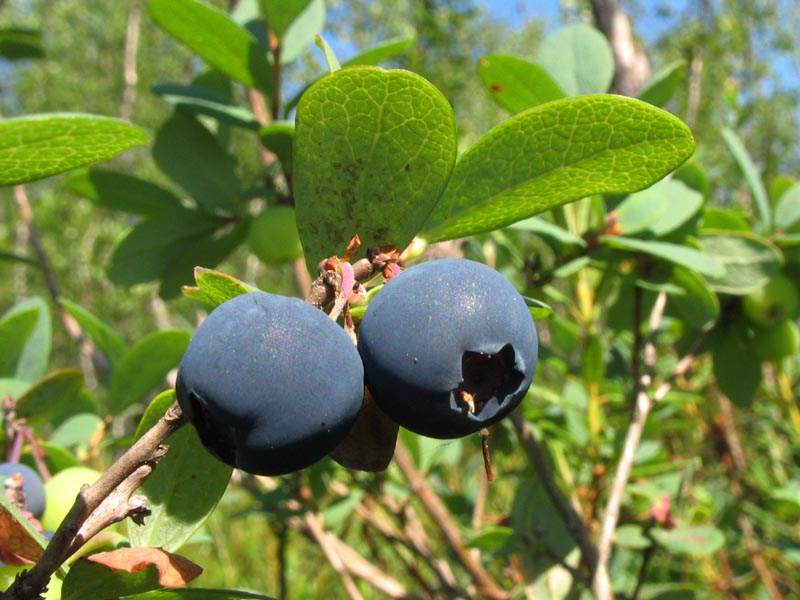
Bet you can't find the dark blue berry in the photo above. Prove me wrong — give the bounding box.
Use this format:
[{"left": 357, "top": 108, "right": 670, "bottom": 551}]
[
  {"left": 0, "top": 463, "right": 46, "bottom": 517},
  {"left": 358, "top": 259, "right": 538, "bottom": 439},
  {"left": 176, "top": 291, "right": 364, "bottom": 476}
]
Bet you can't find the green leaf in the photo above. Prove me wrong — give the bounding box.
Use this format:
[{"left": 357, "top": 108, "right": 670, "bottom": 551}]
[
  {"left": 614, "top": 524, "right": 652, "bottom": 549},
  {"left": 775, "top": 183, "right": 800, "bottom": 232},
  {"left": 187, "top": 267, "right": 254, "bottom": 307},
  {"left": 674, "top": 162, "right": 711, "bottom": 200},
  {"left": 61, "top": 557, "right": 161, "bottom": 600},
  {"left": 342, "top": 36, "right": 415, "bottom": 68},
  {"left": 0, "top": 378, "right": 32, "bottom": 401},
  {"left": 128, "top": 391, "right": 233, "bottom": 552},
  {"left": 0, "top": 27, "right": 44, "bottom": 60},
  {"left": 314, "top": 34, "right": 341, "bottom": 73},
  {"left": 537, "top": 23, "right": 614, "bottom": 96},
  {"left": 261, "top": 0, "right": 311, "bottom": 39},
  {"left": 615, "top": 179, "right": 704, "bottom": 238},
  {"left": 711, "top": 322, "right": 761, "bottom": 406},
  {"left": 157, "top": 220, "right": 250, "bottom": 299},
  {"left": 600, "top": 236, "right": 724, "bottom": 277},
  {"left": 68, "top": 169, "right": 183, "bottom": 216},
  {"left": 422, "top": 95, "right": 695, "bottom": 242},
  {"left": 701, "top": 207, "right": 750, "bottom": 232},
  {"left": 279, "top": 0, "right": 325, "bottom": 64},
  {"left": 525, "top": 297, "right": 553, "bottom": 321},
  {"left": 108, "top": 208, "right": 223, "bottom": 286},
  {"left": 0, "top": 114, "right": 147, "bottom": 187},
  {"left": 465, "top": 526, "right": 523, "bottom": 553},
  {"left": 721, "top": 127, "right": 771, "bottom": 230},
  {"left": 697, "top": 230, "right": 783, "bottom": 294},
  {"left": 0, "top": 306, "right": 40, "bottom": 379},
  {"left": 511, "top": 477, "right": 576, "bottom": 574},
  {"left": 152, "top": 84, "right": 260, "bottom": 131},
  {"left": 153, "top": 110, "right": 240, "bottom": 214},
  {"left": 667, "top": 267, "right": 719, "bottom": 331},
  {"left": 59, "top": 299, "right": 127, "bottom": 367},
  {"left": 294, "top": 66, "right": 457, "bottom": 269},
  {"left": 50, "top": 413, "right": 105, "bottom": 449},
  {"left": 583, "top": 331, "right": 605, "bottom": 386},
  {"left": 106, "top": 330, "right": 190, "bottom": 416},
  {"left": 651, "top": 525, "right": 725, "bottom": 556},
  {"left": 14, "top": 369, "right": 88, "bottom": 427},
  {"left": 2, "top": 297, "right": 51, "bottom": 382},
  {"left": 638, "top": 60, "right": 686, "bottom": 107},
  {"left": 149, "top": 0, "right": 272, "bottom": 94},
  {"left": 259, "top": 122, "right": 294, "bottom": 174},
  {"left": 285, "top": 36, "right": 417, "bottom": 113},
  {"left": 121, "top": 589, "right": 276, "bottom": 600},
  {"left": 509, "top": 217, "right": 586, "bottom": 248},
  {"left": 476, "top": 54, "right": 564, "bottom": 114}
]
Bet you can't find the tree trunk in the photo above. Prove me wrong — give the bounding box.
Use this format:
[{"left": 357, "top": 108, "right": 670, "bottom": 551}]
[{"left": 589, "top": 0, "right": 651, "bottom": 97}]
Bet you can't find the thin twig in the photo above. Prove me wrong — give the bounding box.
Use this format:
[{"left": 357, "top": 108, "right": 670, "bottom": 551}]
[
  {"left": 593, "top": 291, "right": 668, "bottom": 599},
  {"left": 510, "top": 411, "right": 597, "bottom": 574},
  {"left": 303, "top": 512, "right": 364, "bottom": 600},
  {"left": 392, "top": 443, "right": 510, "bottom": 599},
  {"left": 0, "top": 402, "right": 186, "bottom": 600}
]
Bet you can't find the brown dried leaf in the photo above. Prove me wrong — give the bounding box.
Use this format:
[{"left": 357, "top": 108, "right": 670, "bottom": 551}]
[
  {"left": 0, "top": 498, "right": 45, "bottom": 563},
  {"left": 86, "top": 546, "right": 203, "bottom": 588}
]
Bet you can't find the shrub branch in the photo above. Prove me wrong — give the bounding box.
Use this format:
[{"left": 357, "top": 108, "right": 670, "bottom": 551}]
[{"left": 0, "top": 402, "right": 186, "bottom": 600}]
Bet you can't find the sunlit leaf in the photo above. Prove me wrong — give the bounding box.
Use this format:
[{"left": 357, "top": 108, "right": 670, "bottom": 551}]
[
  {"left": 537, "top": 23, "right": 614, "bottom": 96},
  {"left": 294, "top": 66, "right": 457, "bottom": 269},
  {"left": 149, "top": 0, "right": 272, "bottom": 93},
  {"left": 422, "top": 95, "right": 695, "bottom": 242},
  {"left": 107, "top": 330, "right": 190, "bottom": 416},
  {"left": 476, "top": 54, "right": 564, "bottom": 114},
  {"left": 0, "top": 114, "right": 147, "bottom": 187}
]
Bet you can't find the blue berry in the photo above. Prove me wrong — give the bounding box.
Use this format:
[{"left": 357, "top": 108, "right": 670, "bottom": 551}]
[
  {"left": 358, "top": 259, "right": 538, "bottom": 439},
  {"left": 176, "top": 292, "right": 364, "bottom": 476}
]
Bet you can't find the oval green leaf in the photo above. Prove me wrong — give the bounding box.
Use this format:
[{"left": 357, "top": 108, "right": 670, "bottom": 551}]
[
  {"left": 668, "top": 267, "right": 720, "bottom": 331},
  {"left": 14, "top": 368, "right": 88, "bottom": 427},
  {"left": 616, "top": 179, "right": 704, "bottom": 237},
  {"left": 152, "top": 110, "right": 240, "bottom": 215},
  {"left": 0, "top": 306, "right": 40, "bottom": 379},
  {"left": 68, "top": 169, "right": 183, "bottom": 216},
  {"left": 108, "top": 208, "right": 224, "bottom": 286},
  {"left": 697, "top": 230, "right": 783, "bottom": 294},
  {"left": 537, "top": 23, "right": 614, "bottom": 97},
  {"left": 422, "top": 95, "right": 695, "bottom": 242},
  {"left": 152, "top": 84, "right": 261, "bottom": 131},
  {"left": 2, "top": 296, "right": 51, "bottom": 382},
  {"left": 107, "top": 329, "right": 190, "bottom": 416},
  {"left": 651, "top": 525, "right": 725, "bottom": 556},
  {"left": 476, "top": 54, "right": 564, "bottom": 114},
  {"left": 638, "top": 60, "right": 686, "bottom": 107},
  {"left": 128, "top": 391, "right": 233, "bottom": 552},
  {"left": 775, "top": 182, "right": 800, "bottom": 231},
  {"left": 149, "top": 0, "right": 272, "bottom": 94},
  {"left": 600, "top": 236, "right": 725, "bottom": 277},
  {"left": 62, "top": 558, "right": 161, "bottom": 600},
  {"left": 294, "top": 66, "right": 457, "bottom": 268},
  {"left": 59, "top": 299, "right": 127, "bottom": 367},
  {"left": 259, "top": 121, "right": 294, "bottom": 174},
  {"left": 0, "top": 114, "right": 147, "bottom": 187},
  {"left": 187, "top": 267, "right": 254, "bottom": 308}
]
